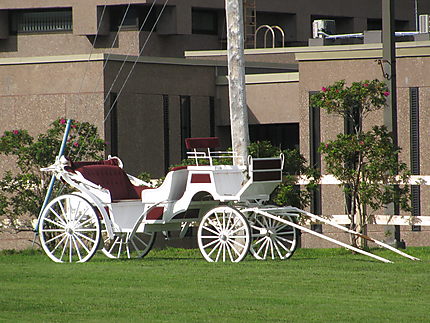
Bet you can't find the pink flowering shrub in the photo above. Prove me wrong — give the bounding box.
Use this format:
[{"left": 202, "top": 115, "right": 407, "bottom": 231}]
[
  {"left": 0, "top": 118, "right": 105, "bottom": 230},
  {"left": 311, "top": 79, "right": 410, "bottom": 248}
]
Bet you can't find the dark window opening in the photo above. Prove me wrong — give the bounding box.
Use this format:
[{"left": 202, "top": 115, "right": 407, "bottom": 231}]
[
  {"left": 209, "top": 96, "right": 215, "bottom": 137},
  {"left": 10, "top": 8, "right": 72, "bottom": 34},
  {"left": 249, "top": 123, "right": 299, "bottom": 151},
  {"left": 367, "top": 19, "right": 382, "bottom": 31},
  {"left": 109, "top": 93, "right": 118, "bottom": 157},
  {"left": 192, "top": 9, "right": 218, "bottom": 35},
  {"left": 410, "top": 87, "right": 421, "bottom": 231},
  {"left": 309, "top": 92, "right": 322, "bottom": 226},
  {"left": 163, "top": 95, "right": 170, "bottom": 173},
  {"left": 180, "top": 96, "right": 191, "bottom": 160},
  {"left": 110, "top": 5, "right": 157, "bottom": 31}
]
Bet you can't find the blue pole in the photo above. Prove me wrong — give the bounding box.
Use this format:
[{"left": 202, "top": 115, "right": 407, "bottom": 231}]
[{"left": 34, "top": 119, "right": 73, "bottom": 233}]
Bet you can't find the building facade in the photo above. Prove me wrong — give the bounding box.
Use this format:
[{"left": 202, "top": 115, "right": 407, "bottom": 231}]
[{"left": 2, "top": 1, "right": 430, "bottom": 247}]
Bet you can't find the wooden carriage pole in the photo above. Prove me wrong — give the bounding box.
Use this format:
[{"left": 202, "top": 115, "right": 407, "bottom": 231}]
[{"left": 225, "top": 0, "right": 250, "bottom": 165}]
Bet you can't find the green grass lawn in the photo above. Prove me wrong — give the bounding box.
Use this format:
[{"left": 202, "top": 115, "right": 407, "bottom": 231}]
[{"left": 1, "top": 247, "right": 429, "bottom": 322}]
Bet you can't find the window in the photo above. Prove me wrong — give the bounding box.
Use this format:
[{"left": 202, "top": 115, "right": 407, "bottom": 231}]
[
  {"left": 163, "top": 95, "right": 170, "bottom": 173},
  {"left": 410, "top": 87, "right": 421, "bottom": 231},
  {"left": 192, "top": 9, "right": 218, "bottom": 35},
  {"left": 209, "top": 96, "right": 215, "bottom": 137},
  {"left": 109, "top": 93, "right": 118, "bottom": 157},
  {"left": 309, "top": 92, "right": 322, "bottom": 230},
  {"left": 180, "top": 96, "right": 191, "bottom": 160},
  {"left": 249, "top": 123, "right": 299, "bottom": 151},
  {"left": 10, "top": 8, "right": 72, "bottom": 34},
  {"left": 110, "top": 5, "right": 157, "bottom": 31}
]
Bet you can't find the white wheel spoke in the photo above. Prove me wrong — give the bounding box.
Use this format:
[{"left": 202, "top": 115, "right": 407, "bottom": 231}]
[
  {"left": 43, "top": 229, "right": 66, "bottom": 233},
  {"left": 273, "top": 238, "right": 284, "bottom": 259},
  {"left": 274, "top": 223, "right": 290, "bottom": 232},
  {"left": 252, "top": 236, "right": 265, "bottom": 246},
  {"left": 227, "top": 240, "right": 241, "bottom": 257},
  {"left": 57, "top": 200, "right": 68, "bottom": 223},
  {"left": 229, "top": 225, "right": 247, "bottom": 235},
  {"left": 263, "top": 239, "right": 270, "bottom": 259},
  {"left": 45, "top": 232, "right": 66, "bottom": 244},
  {"left": 214, "top": 213, "right": 222, "bottom": 231},
  {"left": 226, "top": 242, "right": 235, "bottom": 261},
  {"left": 69, "top": 236, "right": 73, "bottom": 262},
  {"left": 256, "top": 238, "right": 268, "bottom": 256},
  {"left": 74, "top": 228, "right": 98, "bottom": 232},
  {"left": 203, "top": 239, "right": 219, "bottom": 249},
  {"left": 276, "top": 231, "right": 295, "bottom": 236},
  {"left": 74, "top": 234, "right": 91, "bottom": 254},
  {"left": 134, "top": 234, "right": 149, "bottom": 248},
  {"left": 71, "top": 200, "right": 81, "bottom": 221},
  {"left": 75, "top": 231, "right": 96, "bottom": 244},
  {"left": 276, "top": 235, "right": 293, "bottom": 244},
  {"left": 76, "top": 217, "right": 94, "bottom": 229},
  {"left": 49, "top": 207, "right": 67, "bottom": 227},
  {"left": 75, "top": 206, "right": 90, "bottom": 223},
  {"left": 43, "top": 217, "right": 65, "bottom": 229},
  {"left": 274, "top": 237, "right": 292, "bottom": 252},
  {"left": 51, "top": 234, "right": 68, "bottom": 253},
  {"left": 222, "top": 210, "right": 226, "bottom": 231},
  {"left": 215, "top": 242, "right": 223, "bottom": 262},
  {"left": 225, "top": 211, "right": 233, "bottom": 231},
  {"left": 228, "top": 237, "right": 247, "bottom": 249},
  {"left": 202, "top": 225, "right": 220, "bottom": 236},
  {"left": 71, "top": 236, "right": 83, "bottom": 261},
  {"left": 269, "top": 239, "right": 275, "bottom": 260},
  {"left": 60, "top": 236, "right": 69, "bottom": 261},
  {"left": 207, "top": 241, "right": 221, "bottom": 258}
]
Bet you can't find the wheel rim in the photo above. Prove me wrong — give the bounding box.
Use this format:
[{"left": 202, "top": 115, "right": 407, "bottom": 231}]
[
  {"left": 101, "top": 230, "right": 156, "bottom": 259},
  {"left": 39, "top": 194, "right": 101, "bottom": 263},
  {"left": 245, "top": 210, "right": 298, "bottom": 260},
  {"left": 197, "top": 206, "right": 251, "bottom": 263}
]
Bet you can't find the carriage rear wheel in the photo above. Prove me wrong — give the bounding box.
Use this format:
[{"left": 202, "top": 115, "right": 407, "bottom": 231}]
[
  {"left": 197, "top": 206, "right": 251, "bottom": 262},
  {"left": 101, "top": 231, "right": 156, "bottom": 259},
  {"left": 39, "top": 194, "right": 101, "bottom": 263},
  {"left": 243, "top": 208, "right": 298, "bottom": 260}
]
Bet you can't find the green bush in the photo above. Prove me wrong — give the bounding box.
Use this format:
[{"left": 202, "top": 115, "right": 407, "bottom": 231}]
[{"left": 0, "top": 118, "right": 105, "bottom": 231}]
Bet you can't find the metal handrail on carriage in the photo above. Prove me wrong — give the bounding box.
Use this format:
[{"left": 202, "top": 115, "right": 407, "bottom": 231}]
[{"left": 37, "top": 134, "right": 419, "bottom": 263}]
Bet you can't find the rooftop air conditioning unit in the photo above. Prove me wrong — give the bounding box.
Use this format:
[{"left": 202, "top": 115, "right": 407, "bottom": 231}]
[
  {"left": 419, "top": 14, "right": 429, "bottom": 33},
  {"left": 312, "top": 19, "right": 336, "bottom": 38}
]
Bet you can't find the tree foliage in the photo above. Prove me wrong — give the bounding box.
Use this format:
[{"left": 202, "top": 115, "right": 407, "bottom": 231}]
[
  {"left": 311, "top": 79, "right": 410, "bottom": 247},
  {"left": 0, "top": 118, "right": 105, "bottom": 231}
]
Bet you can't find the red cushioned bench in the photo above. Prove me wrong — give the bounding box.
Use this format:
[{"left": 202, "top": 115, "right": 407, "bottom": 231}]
[{"left": 69, "top": 159, "right": 150, "bottom": 202}]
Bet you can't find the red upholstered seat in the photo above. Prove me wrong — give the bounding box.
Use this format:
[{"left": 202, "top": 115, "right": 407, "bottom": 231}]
[
  {"left": 71, "top": 159, "right": 119, "bottom": 169},
  {"left": 185, "top": 137, "right": 220, "bottom": 150},
  {"left": 75, "top": 165, "right": 149, "bottom": 201}
]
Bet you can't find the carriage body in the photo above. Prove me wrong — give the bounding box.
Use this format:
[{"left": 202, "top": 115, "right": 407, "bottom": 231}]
[{"left": 38, "top": 137, "right": 299, "bottom": 263}]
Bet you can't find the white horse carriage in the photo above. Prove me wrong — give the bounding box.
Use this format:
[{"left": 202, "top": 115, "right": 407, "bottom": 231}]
[
  {"left": 38, "top": 136, "right": 420, "bottom": 263},
  {"left": 38, "top": 137, "right": 300, "bottom": 263}
]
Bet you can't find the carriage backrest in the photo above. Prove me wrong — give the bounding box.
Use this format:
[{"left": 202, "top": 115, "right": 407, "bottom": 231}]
[{"left": 74, "top": 164, "right": 148, "bottom": 201}]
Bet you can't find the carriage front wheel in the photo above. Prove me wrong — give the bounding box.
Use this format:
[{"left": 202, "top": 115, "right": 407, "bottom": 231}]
[
  {"left": 197, "top": 206, "right": 251, "bottom": 262},
  {"left": 39, "top": 194, "right": 101, "bottom": 263},
  {"left": 243, "top": 208, "right": 298, "bottom": 260}
]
